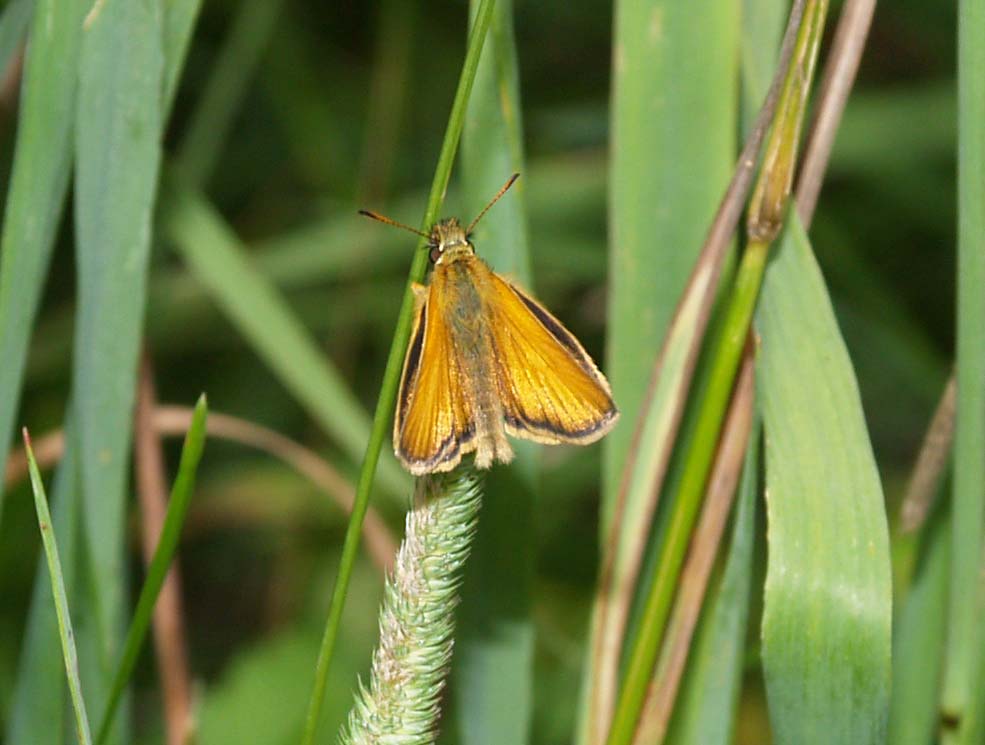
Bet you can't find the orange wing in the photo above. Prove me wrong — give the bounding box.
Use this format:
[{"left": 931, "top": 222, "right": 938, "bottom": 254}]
[
  {"left": 486, "top": 273, "right": 619, "bottom": 444},
  {"left": 393, "top": 285, "right": 475, "bottom": 475}
]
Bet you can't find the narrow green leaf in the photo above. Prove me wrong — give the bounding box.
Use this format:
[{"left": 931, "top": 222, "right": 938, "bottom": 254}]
[
  {"left": 756, "top": 215, "right": 892, "bottom": 743},
  {"left": 5, "top": 422, "right": 81, "bottom": 745},
  {"left": 0, "top": 0, "right": 86, "bottom": 518},
  {"left": 941, "top": 0, "right": 985, "bottom": 738},
  {"left": 24, "top": 430, "right": 93, "bottom": 745},
  {"left": 160, "top": 179, "right": 409, "bottom": 502},
  {"left": 889, "top": 509, "right": 950, "bottom": 745},
  {"left": 665, "top": 423, "right": 759, "bottom": 745},
  {"left": 73, "top": 0, "right": 164, "bottom": 693},
  {"left": 455, "top": 0, "right": 534, "bottom": 742},
  {"left": 95, "top": 395, "right": 208, "bottom": 745}
]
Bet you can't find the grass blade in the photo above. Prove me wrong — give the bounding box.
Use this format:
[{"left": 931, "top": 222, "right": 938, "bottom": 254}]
[
  {"left": 23, "top": 429, "right": 93, "bottom": 745},
  {"left": 73, "top": 4, "right": 172, "bottom": 739},
  {"left": 969, "top": 612, "right": 985, "bottom": 744},
  {"left": 0, "top": 0, "right": 86, "bottom": 519},
  {"left": 160, "top": 179, "right": 409, "bottom": 502},
  {"left": 454, "top": 1, "right": 535, "bottom": 742},
  {"left": 95, "top": 395, "right": 208, "bottom": 745},
  {"left": 73, "top": 1, "right": 164, "bottom": 706},
  {"left": 583, "top": 4, "right": 806, "bottom": 732},
  {"left": 889, "top": 509, "right": 950, "bottom": 745},
  {"left": 940, "top": 0, "right": 985, "bottom": 737},
  {"left": 756, "top": 215, "right": 892, "bottom": 742},
  {"left": 5, "top": 421, "right": 81, "bottom": 745},
  {"left": 301, "top": 2, "right": 498, "bottom": 740}
]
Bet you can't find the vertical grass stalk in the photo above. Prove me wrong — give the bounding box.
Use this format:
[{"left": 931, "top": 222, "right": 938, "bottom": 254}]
[
  {"left": 301, "top": 2, "right": 497, "bottom": 741},
  {"left": 604, "top": 3, "right": 827, "bottom": 743},
  {"left": 23, "top": 430, "right": 94, "bottom": 745},
  {"left": 340, "top": 470, "right": 484, "bottom": 744},
  {"left": 941, "top": 0, "right": 985, "bottom": 737}
]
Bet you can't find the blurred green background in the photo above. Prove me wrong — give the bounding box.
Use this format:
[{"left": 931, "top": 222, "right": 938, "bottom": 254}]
[{"left": 0, "top": 0, "right": 959, "bottom": 742}]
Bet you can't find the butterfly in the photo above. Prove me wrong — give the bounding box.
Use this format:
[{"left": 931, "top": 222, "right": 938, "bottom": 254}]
[{"left": 361, "top": 174, "right": 619, "bottom": 475}]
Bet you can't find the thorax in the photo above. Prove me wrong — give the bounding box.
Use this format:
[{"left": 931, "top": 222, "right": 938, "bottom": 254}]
[{"left": 431, "top": 252, "right": 494, "bottom": 352}]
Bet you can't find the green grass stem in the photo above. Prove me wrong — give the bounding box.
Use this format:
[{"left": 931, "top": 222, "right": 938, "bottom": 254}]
[
  {"left": 941, "top": 0, "right": 985, "bottom": 737},
  {"left": 300, "top": 2, "right": 497, "bottom": 741}
]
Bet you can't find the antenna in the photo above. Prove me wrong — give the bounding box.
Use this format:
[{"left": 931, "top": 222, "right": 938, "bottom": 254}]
[
  {"left": 466, "top": 173, "right": 520, "bottom": 235},
  {"left": 358, "top": 209, "right": 430, "bottom": 240}
]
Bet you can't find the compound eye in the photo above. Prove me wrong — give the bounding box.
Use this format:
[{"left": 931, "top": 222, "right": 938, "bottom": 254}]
[{"left": 429, "top": 245, "right": 442, "bottom": 263}]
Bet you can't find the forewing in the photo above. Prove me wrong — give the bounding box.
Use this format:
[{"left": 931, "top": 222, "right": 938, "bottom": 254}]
[
  {"left": 394, "top": 285, "right": 475, "bottom": 474},
  {"left": 487, "top": 274, "right": 618, "bottom": 444}
]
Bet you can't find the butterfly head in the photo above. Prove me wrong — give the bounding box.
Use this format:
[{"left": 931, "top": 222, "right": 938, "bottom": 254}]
[
  {"left": 428, "top": 218, "right": 474, "bottom": 264},
  {"left": 358, "top": 174, "right": 519, "bottom": 266}
]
